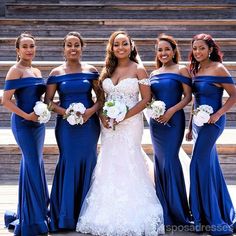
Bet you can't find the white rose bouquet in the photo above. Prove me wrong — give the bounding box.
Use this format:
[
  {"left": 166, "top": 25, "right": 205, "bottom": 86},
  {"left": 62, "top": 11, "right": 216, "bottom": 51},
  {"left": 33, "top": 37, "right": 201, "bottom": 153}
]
[
  {"left": 192, "top": 104, "right": 214, "bottom": 127},
  {"left": 33, "top": 101, "right": 51, "bottom": 124},
  {"left": 64, "top": 102, "right": 86, "bottom": 125},
  {"left": 147, "top": 100, "right": 166, "bottom": 119},
  {"left": 103, "top": 100, "right": 128, "bottom": 130}
]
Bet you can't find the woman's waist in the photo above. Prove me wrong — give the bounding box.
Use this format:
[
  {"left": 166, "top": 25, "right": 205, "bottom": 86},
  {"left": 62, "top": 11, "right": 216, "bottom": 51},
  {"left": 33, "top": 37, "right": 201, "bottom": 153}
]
[
  {"left": 60, "top": 99, "right": 94, "bottom": 109},
  {"left": 194, "top": 99, "right": 222, "bottom": 112},
  {"left": 11, "top": 113, "right": 44, "bottom": 127}
]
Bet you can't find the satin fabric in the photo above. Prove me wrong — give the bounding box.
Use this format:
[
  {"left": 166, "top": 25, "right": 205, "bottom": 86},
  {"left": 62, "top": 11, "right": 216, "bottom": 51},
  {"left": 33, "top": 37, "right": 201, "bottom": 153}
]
[
  {"left": 4, "top": 77, "right": 49, "bottom": 236},
  {"left": 190, "top": 75, "right": 236, "bottom": 235},
  {"left": 150, "top": 73, "right": 192, "bottom": 226},
  {"left": 47, "top": 72, "right": 100, "bottom": 231}
]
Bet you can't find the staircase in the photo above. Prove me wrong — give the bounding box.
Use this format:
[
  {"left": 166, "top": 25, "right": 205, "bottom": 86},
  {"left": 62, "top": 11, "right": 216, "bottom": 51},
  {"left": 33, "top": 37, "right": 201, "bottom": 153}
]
[{"left": 0, "top": 0, "right": 236, "bottom": 186}]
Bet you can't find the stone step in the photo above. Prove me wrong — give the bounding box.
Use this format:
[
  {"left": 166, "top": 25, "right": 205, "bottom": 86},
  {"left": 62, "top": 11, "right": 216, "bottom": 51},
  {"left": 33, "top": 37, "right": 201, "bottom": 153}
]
[
  {"left": 0, "top": 61, "right": 236, "bottom": 88},
  {"left": 0, "top": 19, "right": 236, "bottom": 38},
  {"left": 4, "top": 2, "right": 235, "bottom": 19},
  {"left": 0, "top": 91, "right": 235, "bottom": 128},
  {"left": 1, "top": 37, "right": 236, "bottom": 61},
  {"left": 0, "top": 128, "right": 235, "bottom": 184}
]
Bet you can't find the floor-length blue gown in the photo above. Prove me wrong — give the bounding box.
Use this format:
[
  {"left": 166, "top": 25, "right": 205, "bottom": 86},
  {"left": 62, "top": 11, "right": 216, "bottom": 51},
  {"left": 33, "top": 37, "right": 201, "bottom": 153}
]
[
  {"left": 190, "top": 75, "right": 236, "bottom": 235},
  {"left": 47, "top": 72, "right": 100, "bottom": 231},
  {"left": 4, "top": 77, "right": 49, "bottom": 236},
  {"left": 149, "top": 73, "right": 192, "bottom": 226}
]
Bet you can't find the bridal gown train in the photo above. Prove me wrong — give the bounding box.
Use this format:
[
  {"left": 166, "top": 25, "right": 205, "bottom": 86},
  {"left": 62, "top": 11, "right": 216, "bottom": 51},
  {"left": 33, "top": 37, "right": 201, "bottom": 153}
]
[{"left": 76, "top": 78, "right": 164, "bottom": 236}]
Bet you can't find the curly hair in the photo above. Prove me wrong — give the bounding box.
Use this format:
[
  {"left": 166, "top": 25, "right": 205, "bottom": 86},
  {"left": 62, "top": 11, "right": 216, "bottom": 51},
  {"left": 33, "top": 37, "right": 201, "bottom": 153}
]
[
  {"left": 155, "top": 33, "right": 181, "bottom": 69},
  {"left": 189, "top": 33, "right": 223, "bottom": 75},
  {"left": 99, "top": 30, "right": 138, "bottom": 83},
  {"left": 15, "top": 32, "right": 35, "bottom": 61}
]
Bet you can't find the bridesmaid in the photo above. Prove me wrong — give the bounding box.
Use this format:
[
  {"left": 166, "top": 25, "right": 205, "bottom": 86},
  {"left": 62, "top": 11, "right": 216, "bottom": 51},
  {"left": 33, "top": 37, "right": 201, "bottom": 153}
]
[
  {"left": 2, "top": 33, "right": 49, "bottom": 236},
  {"left": 45, "top": 31, "right": 101, "bottom": 232},
  {"left": 149, "top": 34, "right": 192, "bottom": 226},
  {"left": 186, "top": 33, "right": 236, "bottom": 235}
]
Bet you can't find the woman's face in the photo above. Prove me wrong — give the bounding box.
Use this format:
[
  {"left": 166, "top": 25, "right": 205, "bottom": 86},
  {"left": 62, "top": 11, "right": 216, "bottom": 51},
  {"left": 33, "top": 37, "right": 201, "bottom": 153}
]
[
  {"left": 112, "top": 34, "right": 131, "bottom": 59},
  {"left": 192, "top": 39, "right": 211, "bottom": 62},
  {"left": 156, "top": 40, "right": 175, "bottom": 65},
  {"left": 16, "top": 37, "right": 36, "bottom": 61},
  {"left": 64, "top": 35, "right": 82, "bottom": 61}
]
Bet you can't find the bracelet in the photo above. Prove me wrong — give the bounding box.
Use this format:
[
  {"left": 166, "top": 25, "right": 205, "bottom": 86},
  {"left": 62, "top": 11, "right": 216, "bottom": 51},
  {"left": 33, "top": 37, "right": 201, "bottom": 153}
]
[{"left": 48, "top": 101, "right": 54, "bottom": 112}]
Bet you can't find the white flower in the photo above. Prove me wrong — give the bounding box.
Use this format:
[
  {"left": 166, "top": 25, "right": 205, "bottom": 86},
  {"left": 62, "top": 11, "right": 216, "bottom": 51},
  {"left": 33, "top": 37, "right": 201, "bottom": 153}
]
[
  {"left": 66, "top": 102, "right": 86, "bottom": 115},
  {"left": 66, "top": 114, "right": 84, "bottom": 125},
  {"left": 193, "top": 104, "right": 214, "bottom": 126},
  {"left": 147, "top": 100, "right": 166, "bottom": 119},
  {"left": 103, "top": 100, "right": 128, "bottom": 129},
  {"left": 34, "top": 101, "right": 48, "bottom": 115},
  {"left": 64, "top": 102, "right": 85, "bottom": 125},
  {"left": 33, "top": 101, "right": 51, "bottom": 124}
]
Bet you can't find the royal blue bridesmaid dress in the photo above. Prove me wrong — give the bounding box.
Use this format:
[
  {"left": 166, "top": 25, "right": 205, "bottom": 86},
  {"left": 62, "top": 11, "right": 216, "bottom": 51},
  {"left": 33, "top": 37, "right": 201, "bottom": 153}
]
[
  {"left": 4, "top": 77, "right": 49, "bottom": 236},
  {"left": 149, "top": 73, "right": 192, "bottom": 226},
  {"left": 190, "top": 75, "right": 236, "bottom": 235},
  {"left": 47, "top": 72, "right": 100, "bottom": 231}
]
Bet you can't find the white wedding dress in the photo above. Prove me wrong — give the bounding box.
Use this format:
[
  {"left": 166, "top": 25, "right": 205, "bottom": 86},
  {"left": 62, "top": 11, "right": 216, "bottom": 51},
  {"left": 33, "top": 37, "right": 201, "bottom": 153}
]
[{"left": 76, "top": 78, "right": 164, "bottom": 236}]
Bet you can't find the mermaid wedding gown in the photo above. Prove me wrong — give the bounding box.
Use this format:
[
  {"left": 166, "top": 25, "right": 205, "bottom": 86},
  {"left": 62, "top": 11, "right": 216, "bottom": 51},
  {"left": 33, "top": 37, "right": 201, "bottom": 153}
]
[{"left": 76, "top": 78, "right": 164, "bottom": 236}]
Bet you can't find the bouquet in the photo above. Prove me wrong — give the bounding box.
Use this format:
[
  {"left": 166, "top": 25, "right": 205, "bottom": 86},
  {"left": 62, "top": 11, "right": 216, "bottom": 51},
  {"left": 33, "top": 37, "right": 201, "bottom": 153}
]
[
  {"left": 64, "top": 102, "right": 86, "bottom": 125},
  {"left": 103, "top": 100, "right": 128, "bottom": 130},
  {"left": 146, "top": 100, "right": 166, "bottom": 119},
  {"left": 192, "top": 104, "right": 214, "bottom": 126},
  {"left": 33, "top": 101, "right": 51, "bottom": 123}
]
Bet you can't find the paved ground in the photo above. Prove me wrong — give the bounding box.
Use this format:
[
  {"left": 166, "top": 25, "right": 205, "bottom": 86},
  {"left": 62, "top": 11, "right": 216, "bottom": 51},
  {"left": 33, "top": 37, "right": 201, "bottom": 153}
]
[{"left": 0, "top": 185, "right": 236, "bottom": 236}]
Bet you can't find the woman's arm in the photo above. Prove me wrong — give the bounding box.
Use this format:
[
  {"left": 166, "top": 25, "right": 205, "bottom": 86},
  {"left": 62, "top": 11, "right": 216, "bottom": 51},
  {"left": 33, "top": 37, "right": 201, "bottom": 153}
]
[
  {"left": 208, "top": 83, "right": 236, "bottom": 124},
  {"left": 124, "top": 64, "right": 151, "bottom": 119},
  {"left": 157, "top": 67, "right": 192, "bottom": 124},
  {"left": 208, "top": 65, "right": 236, "bottom": 124},
  {"left": 44, "top": 83, "right": 66, "bottom": 116},
  {"left": 2, "top": 67, "right": 38, "bottom": 121},
  {"left": 82, "top": 79, "right": 105, "bottom": 123}
]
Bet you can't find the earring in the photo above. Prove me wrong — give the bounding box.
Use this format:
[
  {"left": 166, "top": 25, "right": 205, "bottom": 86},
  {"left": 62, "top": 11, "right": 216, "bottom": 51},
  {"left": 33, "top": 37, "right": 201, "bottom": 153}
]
[{"left": 209, "top": 53, "right": 211, "bottom": 58}]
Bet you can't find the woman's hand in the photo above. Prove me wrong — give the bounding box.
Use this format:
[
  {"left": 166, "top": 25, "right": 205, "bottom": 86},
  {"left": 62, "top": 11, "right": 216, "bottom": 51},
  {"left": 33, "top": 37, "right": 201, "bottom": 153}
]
[
  {"left": 208, "top": 112, "right": 221, "bottom": 124},
  {"left": 80, "top": 108, "right": 93, "bottom": 123},
  {"left": 26, "top": 112, "right": 39, "bottom": 122},
  {"left": 157, "top": 108, "right": 175, "bottom": 124},
  {"left": 99, "top": 114, "right": 110, "bottom": 129},
  {"left": 185, "top": 129, "right": 193, "bottom": 141}
]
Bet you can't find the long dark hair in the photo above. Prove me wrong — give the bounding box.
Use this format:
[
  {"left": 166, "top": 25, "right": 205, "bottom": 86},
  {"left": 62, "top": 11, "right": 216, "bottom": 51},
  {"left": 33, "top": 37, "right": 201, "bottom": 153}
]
[
  {"left": 155, "top": 34, "right": 181, "bottom": 68},
  {"left": 189, "top": 33, "right": 223, "bottom": 75},
  {"left": 99, "top": 30, "right": 138, "bottom": 83}
]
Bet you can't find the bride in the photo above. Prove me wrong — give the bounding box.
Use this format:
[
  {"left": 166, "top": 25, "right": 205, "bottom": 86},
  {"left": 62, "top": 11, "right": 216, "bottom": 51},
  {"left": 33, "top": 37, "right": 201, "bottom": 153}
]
[{"left": 76, "top": 31, "right": 164, "bottom": 236}]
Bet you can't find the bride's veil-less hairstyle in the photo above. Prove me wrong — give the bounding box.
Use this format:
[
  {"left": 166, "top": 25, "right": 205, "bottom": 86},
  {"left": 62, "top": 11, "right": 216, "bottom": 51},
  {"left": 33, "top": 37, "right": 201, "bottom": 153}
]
[
  {"left": 189, "top": 33, "right": 223, "bottom": 75},
  {"left": 155, "top": 34, "right": 181, "bottom": 69},
  {"left": 15, "top": 32, "right": 35, "bottom": 62},
  {"left": 99, "top": 31, "right": 138, "bottom": 83}
]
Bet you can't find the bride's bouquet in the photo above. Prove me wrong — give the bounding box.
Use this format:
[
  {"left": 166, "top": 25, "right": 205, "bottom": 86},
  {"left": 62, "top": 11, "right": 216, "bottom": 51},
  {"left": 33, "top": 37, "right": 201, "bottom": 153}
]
[
  {"left": 103, "top": 100, "right": 128, "bottom": 130},
  {"left": 33, "top": 101, "right": 51, "bottom": 123},
  {"left": 64, "top": 102, "right": 86, "bottom": 125},
  {"left": 146, "top": 100, "right": 166, "bottom": 119},
  {"left": 192, "top": 104, "right": 214, "bottom": 126}
]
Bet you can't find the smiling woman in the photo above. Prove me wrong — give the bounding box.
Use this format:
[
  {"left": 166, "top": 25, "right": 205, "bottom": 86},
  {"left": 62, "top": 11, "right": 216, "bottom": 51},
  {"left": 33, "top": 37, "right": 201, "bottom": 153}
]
[
  {"left": 45, "top": 31, "right": 102, "bottom": 232},
  {"left": 2, "top": 32, "right": 49, "bottom": 236},
  {"left": 149, "top": 33, "right": 192, "bottom": 227},
  {"left": 76, "top": 31, "right": 164, "bottom": 236},
  {"left": 187, "top": 33, "right": 236, "bottom": 235}
]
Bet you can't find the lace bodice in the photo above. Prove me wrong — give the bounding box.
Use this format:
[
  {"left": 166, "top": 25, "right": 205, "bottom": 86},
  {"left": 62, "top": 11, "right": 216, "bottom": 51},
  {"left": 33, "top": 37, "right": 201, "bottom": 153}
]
[{"left": 102, "top": 78, "right": 141, "bottom": 109}]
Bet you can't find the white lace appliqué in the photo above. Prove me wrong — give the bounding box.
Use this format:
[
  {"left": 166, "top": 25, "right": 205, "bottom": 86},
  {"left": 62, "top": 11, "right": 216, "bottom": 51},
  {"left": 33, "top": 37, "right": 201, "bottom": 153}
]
[
  {"left": 76, "top": 78, "right": 164, "bottom": 236},
  {"left": 138, "top": 78, "right": 151, "bottom": 86}
]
